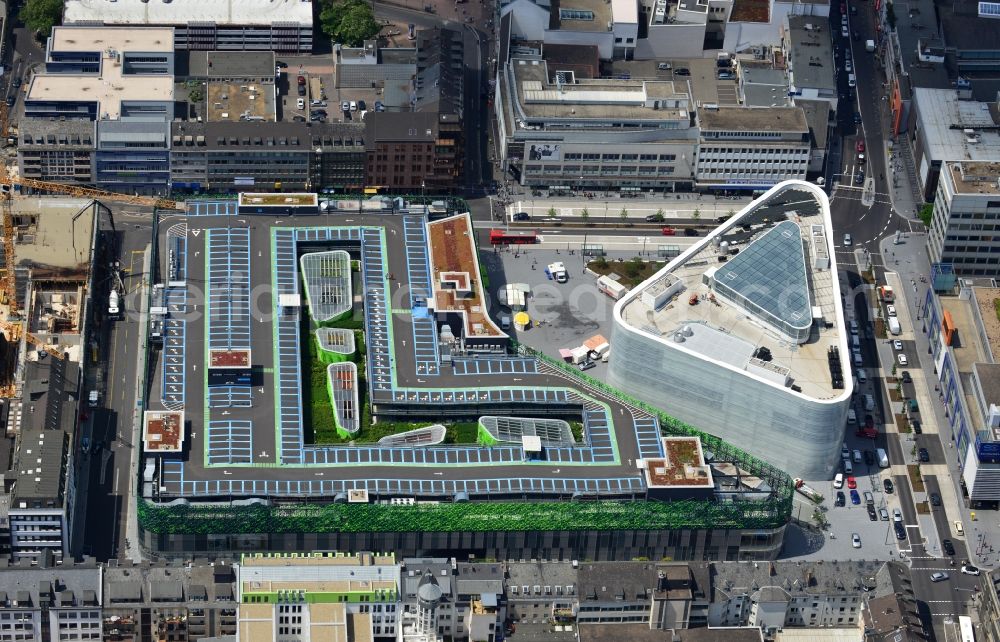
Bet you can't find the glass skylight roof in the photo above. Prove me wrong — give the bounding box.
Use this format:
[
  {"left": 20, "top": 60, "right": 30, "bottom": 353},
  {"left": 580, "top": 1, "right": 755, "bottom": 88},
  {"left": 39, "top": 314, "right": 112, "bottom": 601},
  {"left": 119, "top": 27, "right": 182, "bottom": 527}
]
[{"left": 713, "top": 219, "right": 813, "bottom": 342}]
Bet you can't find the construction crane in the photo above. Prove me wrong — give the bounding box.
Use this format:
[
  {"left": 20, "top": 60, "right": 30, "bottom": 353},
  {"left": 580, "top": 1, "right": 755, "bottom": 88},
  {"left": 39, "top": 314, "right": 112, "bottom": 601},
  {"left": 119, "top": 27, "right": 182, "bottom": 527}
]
[{"left": 0, "top": 318, "right": 62, "bottom": 360}]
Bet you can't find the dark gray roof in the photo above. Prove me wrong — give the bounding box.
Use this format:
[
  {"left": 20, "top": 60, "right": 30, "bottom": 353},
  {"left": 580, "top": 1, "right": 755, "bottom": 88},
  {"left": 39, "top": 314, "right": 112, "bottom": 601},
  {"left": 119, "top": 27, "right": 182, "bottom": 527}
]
[
  {"left": 455, "top": 562, "right": 503, "bottom": 596},
  {"left": 974, "top": 363, "right": 1000, "bottom": 408},
  {"left": 150, "top": 580, "right": 183, "bottom": 601},
  {"left": 577, "top": 562, "right": 664, "bottom": 602},
  {"left": 19, "top": 118, "right": 95, "bottom": 148},
  {"left": 402, "top": 559, "right": 453, "bottom": 601},
  {"left": 415, "top": 27, "right": 464, "bottom": 116},
  {"left": 0, "top": 558, "right": 102, "bottom": 609},
  {"left": 12, "top": 430, "right": 67, "bottom": 506},
  {"left": 506, "top": 561, "right": 577, "bottom": 596},
  {"left": 109, "top": 581, "right": 143, "bottom": 603},
  {"left": 713, "top": 560, "right": 885, "bottom": 598},
  {"left": 170, "top": 120, "right": 365, "bottom": 151},
  {"left": 365, "top": 111, "right": 439, "bottom": 148},
  {"left": 206, "top": 51, "right": 275, "bottom": 78},
  {"left": 798, "top": 99, "right": 830, "bottom": 150}
]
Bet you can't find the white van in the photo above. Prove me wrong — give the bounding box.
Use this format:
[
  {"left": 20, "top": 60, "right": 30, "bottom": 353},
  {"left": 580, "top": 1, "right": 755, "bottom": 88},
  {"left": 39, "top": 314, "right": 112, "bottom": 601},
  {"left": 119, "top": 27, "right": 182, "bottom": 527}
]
[
  {"left": 843, "top": 459, "right": 854, "bottom": 474},
  {"left": 876, "top": 448, "right": 889, "bottom": 468},
  {"left": 863, "top": 394, "right": 875, "bottom": 411},
  {"left": 847, "top": 409, "right": 857, "bottom": 424},
  {"left": 852, "top": 449, "right": 862, "bottom": 464},
  {"left": 834, "top": 473, "right": 844, "bottom": 489},
  {"left": 853, "top": 351, "right": 863, "bottom": 367}
]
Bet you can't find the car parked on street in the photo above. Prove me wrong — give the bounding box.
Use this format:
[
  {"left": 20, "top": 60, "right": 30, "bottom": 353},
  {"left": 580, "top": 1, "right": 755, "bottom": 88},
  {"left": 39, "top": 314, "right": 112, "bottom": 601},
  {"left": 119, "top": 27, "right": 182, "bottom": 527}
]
[
  {"left": 893, "top": 340, "right": 903, "bottom": 350},
  {"left": 836, "top": 491, "right": 846, "bottom": 506},
  {"left": 901, "top": 371, "right": 912, "bottom": 383},
  {"left": 929, "top": 492, "right": 942, "bottom": 506},
  {"left": 898, "top": 354, "right": 908, "bottom": 366},
  {"left": 847, "top": 476, "right": 857, "bottom": 489},
  {"left": 919, "top": 448, "right": 930, "bottom": 463},
  {"left": 850, "top": 489, "right": 861, "bottom": 504},
  {"left": 883, "top": 478, "right": 894, "bottom": 493}
]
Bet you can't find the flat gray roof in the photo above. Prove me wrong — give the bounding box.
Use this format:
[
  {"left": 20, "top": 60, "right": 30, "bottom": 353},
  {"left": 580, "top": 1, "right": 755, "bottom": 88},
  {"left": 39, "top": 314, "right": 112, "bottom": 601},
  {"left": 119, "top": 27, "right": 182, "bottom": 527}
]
[
  {"left": 914, "top": 89, "right": 1000, "bottom": 162},
  {"left": 787, "top": 16, "right": 835, "bottom": 92},
  {"left": 699, "top": 106, "right": 807, "bottom": 133}
]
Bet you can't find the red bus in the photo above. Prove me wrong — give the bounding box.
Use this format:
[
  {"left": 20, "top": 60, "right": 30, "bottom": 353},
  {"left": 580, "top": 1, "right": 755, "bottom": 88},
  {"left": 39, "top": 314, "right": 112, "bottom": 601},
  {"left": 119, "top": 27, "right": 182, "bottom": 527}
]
[{"left": 490, "top": 229, "right": 537, "bottom": 245}]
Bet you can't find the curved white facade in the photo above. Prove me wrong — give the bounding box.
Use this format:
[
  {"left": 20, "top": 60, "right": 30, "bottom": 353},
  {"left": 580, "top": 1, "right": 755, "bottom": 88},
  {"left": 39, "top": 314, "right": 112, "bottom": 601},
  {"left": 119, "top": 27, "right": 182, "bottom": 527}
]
[{"left": 608, "top": 181, "right": 852, "bottom": 479}]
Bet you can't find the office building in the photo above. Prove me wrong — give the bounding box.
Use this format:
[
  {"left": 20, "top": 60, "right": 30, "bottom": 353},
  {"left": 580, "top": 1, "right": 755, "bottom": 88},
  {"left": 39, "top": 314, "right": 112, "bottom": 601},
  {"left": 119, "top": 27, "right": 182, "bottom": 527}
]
[
  {"left": 695, "top": 106, "right": 810, "bottom": 191},
  {"left": 495, "top": 54, "right": 697, "bottom": 190},
  {"left": 909, "top": 89, "right": 1000, "bottom": 202},
  {"left": 170, "top": 121, "right": 366, "bottom": 193},
  {"left": 927, "top": 162, "right": 1000, "bottom": 277},
  {"left": 19, "top": 26, "right": 175, "bottom": 195},
  {"left": 920, "top": 280, "right": 1000, "bottom": 505},
  {"left": 784, "top": 16, "right": 838, "bottom": 111},
  {"left": 608, "top": 181, "right": 851, "bottom": 479},
  {"left": 63, "top": 0, "right": 313, "bottom": 53}
]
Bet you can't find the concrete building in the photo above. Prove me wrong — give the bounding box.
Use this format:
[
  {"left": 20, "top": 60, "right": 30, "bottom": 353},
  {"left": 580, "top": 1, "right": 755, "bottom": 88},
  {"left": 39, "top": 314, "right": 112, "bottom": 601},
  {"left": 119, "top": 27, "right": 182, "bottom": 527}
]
[
  {"left": 170, "top": 121, "right": 365, "bottom": 193},
  {"left": 63, "top": 0, "right": 313, "bottom": 53},
  {"left": 495, "top": 54, "right": 697, "bottom": 190},
  {"left": 0, "top": 556, "right": 103, "bottom": 642},
  {"left": 608, "top": 181, "right": 851, "bottom": 478},
  {"left": 909, "top": 89, "right": 1000, "bottom": 202},
  {"left": 784, "top": 16, "right": 837, "bottom": 112},
  {"left": 236, "top": 552, "right": 398, "bottom": 641},
  {"left": 695, "top": 106, "right": 810, "bottom": 191},
  {"left": 500, "top": 0, "right": 640, "bottom": 60},
  {"left": 103, "top": 559, "right": 238, "bottom": 641},
  {"left": 927, "top": 161, "right": 1000, "bottom": 277},
  {"left": 19, "top": 26, "right": 175, "bottom": 195},
  {"left": 920, "top": 281, "right": 1000, "bottom": 505}
]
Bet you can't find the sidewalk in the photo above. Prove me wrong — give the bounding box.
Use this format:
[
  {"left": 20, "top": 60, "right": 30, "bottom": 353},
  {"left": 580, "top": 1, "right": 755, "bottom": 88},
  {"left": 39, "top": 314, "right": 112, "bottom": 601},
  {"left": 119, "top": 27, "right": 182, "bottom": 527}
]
[{"left": 880, "top": 234, "right": 1000, "bottom": 568}]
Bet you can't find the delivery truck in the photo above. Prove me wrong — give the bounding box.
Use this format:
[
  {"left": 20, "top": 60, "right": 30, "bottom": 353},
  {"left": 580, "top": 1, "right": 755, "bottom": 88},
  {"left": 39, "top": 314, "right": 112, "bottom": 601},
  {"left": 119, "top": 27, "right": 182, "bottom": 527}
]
[{"left": 888, "top": 317, "right": 901, "bottom": 335}]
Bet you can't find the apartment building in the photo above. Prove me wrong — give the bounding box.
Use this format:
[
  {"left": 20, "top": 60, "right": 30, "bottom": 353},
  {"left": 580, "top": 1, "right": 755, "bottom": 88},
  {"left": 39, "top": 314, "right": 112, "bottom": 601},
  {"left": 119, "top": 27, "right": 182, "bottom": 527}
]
[
  {"left": 19, "top": 26, "right": 174, "bottom": 195},
  {"left": 0, "top": 557, "right": 103, "bottom": 642},
  {"left": 505, "top": 559, "right": 895, "bottom": 635},
  {"left": 63, "top": 0, "right": 313, "bottom": 53},
  {"left": 7, "top": 357, "right": 83, "bottom": 563},
  {"left": 927, "top": 162, "right": 1000, "bottom": 277},
  {"left": 103, "top": 560, "right": 238, "bottom": 641},
  {"left": 695, "top": 106, "right": 810, "bottom": 191}
]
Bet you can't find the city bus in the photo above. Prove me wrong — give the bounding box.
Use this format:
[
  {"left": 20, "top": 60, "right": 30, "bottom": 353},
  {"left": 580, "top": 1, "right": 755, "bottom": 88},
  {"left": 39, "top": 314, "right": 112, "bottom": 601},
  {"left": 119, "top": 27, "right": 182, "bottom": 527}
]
[{"left": 490, "top": 229, "right": 537, "bottom": 245}]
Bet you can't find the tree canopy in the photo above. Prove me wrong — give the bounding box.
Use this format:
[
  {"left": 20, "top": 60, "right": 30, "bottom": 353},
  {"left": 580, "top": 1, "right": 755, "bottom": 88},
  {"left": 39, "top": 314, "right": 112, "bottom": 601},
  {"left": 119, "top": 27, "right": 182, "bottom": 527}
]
[
  {"left": 320, "top": 0, "right": 381, "bottom": 47},
  {"left": 20, "top": 0, "right": 63, "bottom": 37}
]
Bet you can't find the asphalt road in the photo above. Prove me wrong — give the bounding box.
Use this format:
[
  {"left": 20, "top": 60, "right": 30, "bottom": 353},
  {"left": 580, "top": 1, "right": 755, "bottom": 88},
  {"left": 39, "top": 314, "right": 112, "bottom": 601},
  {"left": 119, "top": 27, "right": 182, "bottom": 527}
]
[{"left": 76, "top": 212, "right": 156, "bottom": 560}]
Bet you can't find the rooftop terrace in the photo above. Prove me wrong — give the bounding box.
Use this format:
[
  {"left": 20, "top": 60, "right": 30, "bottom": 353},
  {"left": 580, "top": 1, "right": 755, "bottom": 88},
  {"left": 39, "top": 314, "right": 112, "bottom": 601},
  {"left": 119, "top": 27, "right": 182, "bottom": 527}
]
[
  {"left": 619, "top": 183, "right": 846, "bottom": 400},
  {"left": 644, "top": 437, "right": 714, "bottom": 488},
  {"left": 143, "top": 411, "right": 185, "bottom": 453},
  {"left": 427, "top": 214, "right": 506, "bottom": 339}
]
